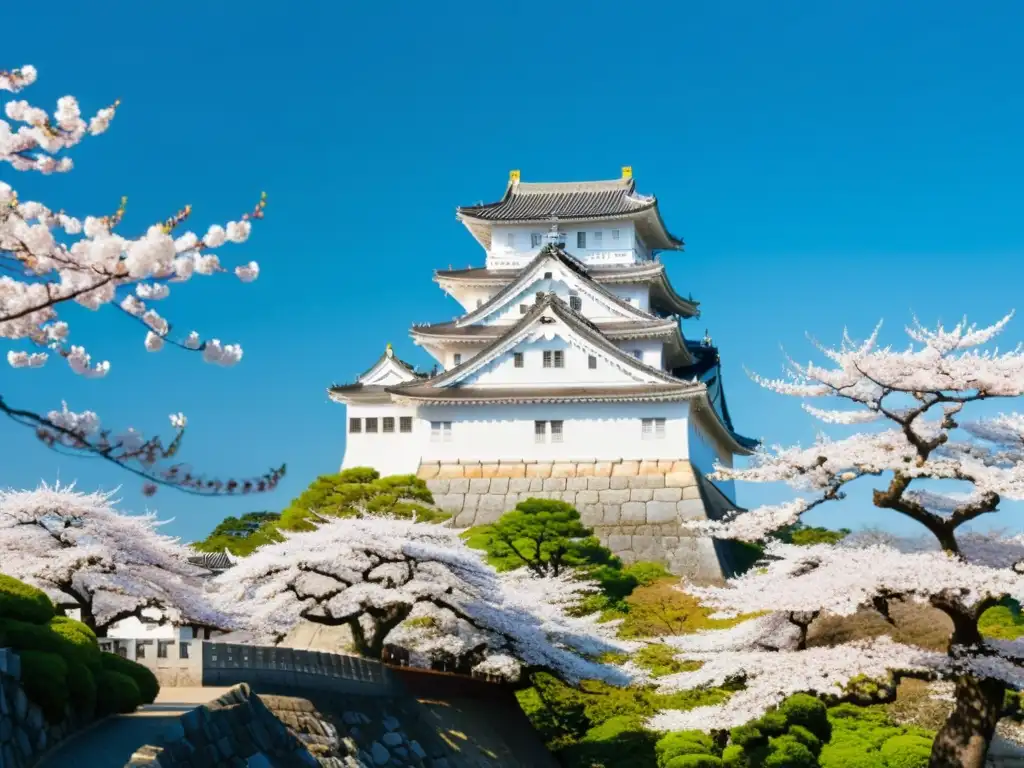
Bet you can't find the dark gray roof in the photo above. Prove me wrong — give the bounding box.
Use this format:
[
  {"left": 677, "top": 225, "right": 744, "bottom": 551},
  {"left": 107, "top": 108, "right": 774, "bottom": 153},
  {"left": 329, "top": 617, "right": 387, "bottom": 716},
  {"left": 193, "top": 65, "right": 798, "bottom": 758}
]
[
  {"left": 457, "top": 177, "right": 684, "bottom": 250},
  {"left": 188, "top": 552, "right": 234, "bottom": 571},
  {"left": 387, "top": 384, "right": 698, "bottom": 404}
]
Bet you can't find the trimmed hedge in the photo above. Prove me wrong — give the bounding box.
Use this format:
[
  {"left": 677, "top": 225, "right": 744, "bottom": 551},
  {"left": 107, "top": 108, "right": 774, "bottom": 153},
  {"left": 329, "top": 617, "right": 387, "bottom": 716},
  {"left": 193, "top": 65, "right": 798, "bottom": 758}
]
[
  {"left": 95, "top": 669, "right": 142, "bottom": 715},
  {"left": 100, "top": 651, "right": 159, "bottom": 704},
  {"left": 67, "top": 661, "right": 98, "bottom": 717},
  {"left": 0, "top": 574, "right": 55, "bottom": 624},
  {"left": 18, "top": 650, "right": 69, "bottom": 723}
]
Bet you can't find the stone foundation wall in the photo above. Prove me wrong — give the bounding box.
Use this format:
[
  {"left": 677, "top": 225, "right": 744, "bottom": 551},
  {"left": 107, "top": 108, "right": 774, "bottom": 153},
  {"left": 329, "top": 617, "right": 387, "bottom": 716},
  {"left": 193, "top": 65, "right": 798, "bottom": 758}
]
[{"left": 418, "top": 459, "right": 739, "bottom": 581}]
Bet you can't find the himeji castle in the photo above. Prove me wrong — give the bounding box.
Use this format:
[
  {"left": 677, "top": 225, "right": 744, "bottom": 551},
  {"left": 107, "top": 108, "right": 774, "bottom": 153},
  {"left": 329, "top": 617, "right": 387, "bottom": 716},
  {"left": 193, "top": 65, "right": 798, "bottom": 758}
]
[{"left": 329, "top": 168, "right": 758, "bottom": 579}]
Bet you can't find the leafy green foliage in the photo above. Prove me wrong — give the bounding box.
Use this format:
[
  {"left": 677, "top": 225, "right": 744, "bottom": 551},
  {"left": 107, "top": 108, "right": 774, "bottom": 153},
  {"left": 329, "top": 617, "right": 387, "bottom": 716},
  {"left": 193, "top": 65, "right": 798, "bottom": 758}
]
[
  {"left": 67, "top": 661, "right": 98, "bottom": 717},
  {"left": 610, "top": 579, "right": 748, "bottom": 639},
  {"left": 721, "top": 744, "right": 750, "bottom": 768},
  {"left": 818, "top": 703, "right": 935, "bottom": 768},
  {"left": 277, "top": 468, "right": 446, "bottom": 531},
  {"left": 191, "top": 511, "right": 282, "bottom": 556},
  {"left": 663, "top": 756, "right": 723, "bottom": 768},
  {"left": 764, "top": 735, "right": 816, "bottom": 768},
  {"left": 779, "top": 693, "right": 831, "bottom": 741},
  {"left": 18, "top": 650, "right": 69, "bottom": 722},
  {"left": 979, "top": 597, "right": 1024, "bottom": 640},
  {"left": 95, "top": 669, "right": 142, "bottom": 715},
  {"left": 101, "top": 651, "right": 159, "bottom": 703},
  {"left": 656, "top": 730, "right": 717, "bottom": 765},
  {"left": 0, "top": 572, "right": 55, "bottom": 624},
  {"left": 633, "top": 643, "right": 699, "bottom": 677},
  {"left": 777, "top": 524, "right": 851, "bottom": 547}
]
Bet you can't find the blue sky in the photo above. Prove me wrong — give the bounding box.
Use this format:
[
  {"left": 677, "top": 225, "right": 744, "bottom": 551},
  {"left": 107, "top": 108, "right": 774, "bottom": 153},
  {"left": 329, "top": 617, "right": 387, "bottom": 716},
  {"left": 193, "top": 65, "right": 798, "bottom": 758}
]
[{"left": 4, "top": 0, "right": 1024, "bottom": 543}]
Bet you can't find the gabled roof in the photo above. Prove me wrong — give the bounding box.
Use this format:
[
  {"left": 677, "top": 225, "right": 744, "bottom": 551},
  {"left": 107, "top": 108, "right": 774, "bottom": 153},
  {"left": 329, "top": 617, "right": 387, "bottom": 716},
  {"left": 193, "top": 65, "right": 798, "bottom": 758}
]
[
  {"left": 674, "top": 343, "right": 760, "bottom": 452},
  {"left": 457, "top": 175, "right": 684, "bottom": 251},
  {"left": 327, "top": 344, "right": 429, "bottom": 405},
  {"left": 188, "top": 551, "right": 236, "bottom": 572},
  {"left": 434, "top": 257, "right": 699, "bottom": 319}
]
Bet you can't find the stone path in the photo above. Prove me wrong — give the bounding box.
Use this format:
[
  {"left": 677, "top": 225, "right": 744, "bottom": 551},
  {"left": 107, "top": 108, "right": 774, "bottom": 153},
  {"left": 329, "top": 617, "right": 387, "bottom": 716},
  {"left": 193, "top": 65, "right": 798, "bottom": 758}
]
[{"left": 36, "top": 687, "right": 232, "bottom": 768}]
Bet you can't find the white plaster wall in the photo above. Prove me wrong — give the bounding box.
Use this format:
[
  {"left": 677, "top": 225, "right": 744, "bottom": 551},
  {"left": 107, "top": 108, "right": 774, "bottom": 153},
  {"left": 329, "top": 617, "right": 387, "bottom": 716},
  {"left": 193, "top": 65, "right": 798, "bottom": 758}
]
[
  {"left": 469, "top": 337, "right": 650, "bottom": 388},
  {"left": 418, "top": 401, "right": 692, "bottom": 463},
  {"left": 480, "top": 272, "right": 645, "bottom": 327},
  {"left": 612, "top": 338, "right": 664, "bottom": 370},
  {"left": 604, "top": 283, "right": 651, "bottom": 313},
  {"left": 342, "top": 403, "right": 425, "bottom": 476},
  {"left": 688, "top": 416, "right": 736, "bottom": 501},
  {"left": 485, "top": 222, "right": 650, "bottom": 268},
  {"left": 443, "top": 285, "right": 495, "bottom": 312}
]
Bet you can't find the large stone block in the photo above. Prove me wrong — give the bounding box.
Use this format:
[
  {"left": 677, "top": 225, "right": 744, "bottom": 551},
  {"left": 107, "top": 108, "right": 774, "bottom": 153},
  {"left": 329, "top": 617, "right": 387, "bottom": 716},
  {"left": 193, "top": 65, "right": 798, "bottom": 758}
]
[
  {"left": 509, "top": 478, "right": 531, "bottom": 493},
  {"left": 499, "top": 461, "right": 527, "bottom": 478},
  {"left": 607, "top": 534, "right": 631, "bottom": 553},
  {"left": 631, "top": 535, "right": 660, "bottom": 558},
  {"left": 603, "top": 505, "right": 621, "bottom": 524},
  {"left": 576, "top": 462, "right": 596, "bottom": 477},
  {"left": 463, "top": 463, "right": 483, "bottom": 478},
  {"left": 638, "top": 460, "right": 662, "bottom": 475},
  {"left": 610, "top": 477, "right": 629, "bottom": 490},
  {"left": 504, "top": 493, "right": 521, "bottom": 510},
  {"left": 526, "top": 462, "right": 553, "bottom": 479},
  {"left": 654, "top": 487, "right": 683, "bottom": 502},
  {"left": 426, "top": 479, "right": 450, "bottom": 495},
  {"left": 683, "top": 485, "right": 702, "bottom": 500},
  {"left": 463, "top": 493, "right": 480, "bottom": 510},
  {"left": 587, "top": 477, "right": 611, "bottom": 491},
  {"left": 676, "top": 499, "right": 706, "bottom": 520},
  {"left": 599, "top": 489, "right": 630, "bottom": 504},
  {"left": 646, "top": 501, "right": 679, "bottom": 524},
  {"left": 449, "top": 478, "right": 470, "bottom": 494},
  {"left": 567, "top": 477, "right": 590, "bottom": 491},
  {"left": 480, "top": 462, "right": 502, "bottom": 478},
  {"left": 475, "top": 498, "right": 506, "bottom": 525},
  {"left": 621, "top": 502, "right": 646, "bottom": 523},
  {"left": 469, "top": 478, "right": 491, "bottom": 494},
  {"left": 629, "top": 488, "right": 654, "bottom": 502},
  {"left": 528, "top": 478, "right": 544, "bottom": 492},
  {"left": 580, "top": 505, "right": 603, "bottom": 526},
  {"left": 490, "top": 477, "right": 510, "bottom": 494},
  {"left": 551, "top": 463, "right": 577, "bottom": 478},
  {"left": 560, "top": 491, "right": 578, "bottom": 504},
  {"left": 543, "top": 477, "right": 567, "bottom": 492},
  {"left": 593, "top": 461, "right": 615, "bottom": 477},
  {"left": 576, "top": 490, "right": 599, "bottom": 504},
  {"left": 658, "top": 459, "right": 675, "bottom": 472},
  {"left": 432, "top": 494, "right": 465, "bottom": 513},
  {"left": 613, "top": 460, "right": 640, "bottom": 476},
  {"left": 666, "top": 471, "right": 696, "bottom": 488},
  {"left": 437, "top": 464, "right": 465, "bottom": 479},
  {"left": 417, "top": 463, "right": 440, "bottom": 479}
]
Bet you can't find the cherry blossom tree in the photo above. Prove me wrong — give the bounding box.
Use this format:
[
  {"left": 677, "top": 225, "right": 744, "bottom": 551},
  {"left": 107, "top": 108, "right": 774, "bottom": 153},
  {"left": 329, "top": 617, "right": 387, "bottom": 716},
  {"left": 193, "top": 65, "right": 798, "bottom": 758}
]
[
  {"left": 649, "top": 314, "right": 1024, "bottom": 768},
  {"left": 0, "top": 482, "right": 230, "bottom": 636},
  {"left": 1, "top": 64, "right": 283, "bottom": 495},
  {"left": 211, "top": 515, "right": 635, "bottom": 685}
]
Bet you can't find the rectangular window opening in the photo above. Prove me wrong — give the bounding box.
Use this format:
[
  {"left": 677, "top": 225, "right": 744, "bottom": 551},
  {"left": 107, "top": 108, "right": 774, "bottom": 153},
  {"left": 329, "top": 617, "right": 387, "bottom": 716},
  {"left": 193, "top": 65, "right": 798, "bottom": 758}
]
[
  {"left": 577, "top": 231, "right": 587, "bottom": 248},
  {"left": 534, "top": 420, "right": 547, "bottom": 444},
  {"left": 513, "top": 352, "right": 524, "bottom": 368},
  {"left": 569, "top": 294, "right": 582, "bottom": 311},
  {"left": 365, "top": 417, "right": 378, "bottom": 433},
  {"left": 553, "top": 350, "right": 564, "bottom": 368},
  {"left": 506, "top": 232, "right": 515, "bottom": 248},
  {"left": 179, "top": 642, "right": 190, "bottom": 659},
  {"left": 442, "top": 421, "right": 453, "bottom": 442},
  {"left": 520, "top": 304, "right": 528, "bottom": 314},
  {"left": 633, "top": 350, "right": 643, "bottom": 360},
  {"left": 157, "top": 641, "right": 171, "bottom": 659},
  {"left": 543, "top": 350, "right": 552, "bottom": 368},
  {"left": 612, "top": 228, "right": 620, "bottom": 240},
  {"left": 531, "top": 232, "right": 542, "bottom": 247},
  {"left": 453, "top": 353, "right": 462, "bottom": 366},
  {"left": 655, "top": 418, "right": 666, "bottom": 438},
  {"left": 588, "top": 355, "right": 597, "bottom": 369},
  {"left": 400, "top": 416, "right": 413, "bottom": 433},
  {"left": 382, "top": 417, "right": 395, "bottom": 434},
  {"left": 594, "top": 231, "right": 603, "bottom": 245},
  {"left": 551, "top": 420, "right": 564, "bottom": 443},
  {"left": 349, "top": 417, "right": 361, "bottom": 434}
]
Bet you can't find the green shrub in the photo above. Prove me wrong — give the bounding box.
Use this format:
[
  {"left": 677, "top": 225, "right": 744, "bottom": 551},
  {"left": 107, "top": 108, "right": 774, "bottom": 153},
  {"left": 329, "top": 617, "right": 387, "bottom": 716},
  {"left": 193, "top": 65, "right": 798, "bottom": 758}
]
[
  {"left": 656, "top": 730, "right": 715, "bottom": 765},
  {"left": 764, "top": 734, "right": 817, "bottom": 768},
  {"left": 100, "top": 652, "right": 159, "bottom": 703},
  {"left": 47, "top": 617, "right": 101, "bottom": 670},
  {"left": 0, "top": 574, "right": 55, "bottom": 624},
  {"left": 634, "top": 643, "right": 693, "bottom": 677},
  {"left": 788, "top": 724, "right": 822, "bottom": 756},
  {"left": 728, "top": 723, "right": 765, "bottom": 748},
  {"left": 623, "top": 561, "right": 674, "bottom": 586},
  {"left": 755, "top": 710, "right": 788, "bottom": 737},
  {"left": 18, "top": 650, "right": 69, "bottom": 723},
  {"left": 663, "top": 756, "right": 723, "bottom": 768},
  {"left": 721, "top": 745, "right": 750, "bottom": 768},
  {"left": 0, "top": 617, "right": 94, "bottom": 671},
  {"left": 879, "top": 734, "right": 932, "bottom": 768},
  {"left": 781, "top": 693, "right": 831, "bottom": 741},
  {"left": 559, "top": 714, "right": 658, "bottom": 768},
  {"left": 67, "top": 661, "right": 97, "bottom": 717},
  {"left": 819, "top": 743, "right": 885, "bottom": 768},
  {"left": 95, "top": 669, "right": 142, "bottom": 715}
]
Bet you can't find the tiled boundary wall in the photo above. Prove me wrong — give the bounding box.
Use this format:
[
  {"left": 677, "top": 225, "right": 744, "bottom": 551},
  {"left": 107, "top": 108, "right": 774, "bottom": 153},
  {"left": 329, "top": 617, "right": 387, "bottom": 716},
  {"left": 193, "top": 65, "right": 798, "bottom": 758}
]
[{"left": 418, "top": 458, "right": 737, "bottom": 581}]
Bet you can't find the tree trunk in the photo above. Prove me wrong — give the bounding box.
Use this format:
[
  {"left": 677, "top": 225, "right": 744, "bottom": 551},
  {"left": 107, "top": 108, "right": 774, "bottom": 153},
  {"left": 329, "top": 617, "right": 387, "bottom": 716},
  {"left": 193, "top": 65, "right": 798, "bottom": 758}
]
[{"left": 929, "top": 675, "right": 1005, "bottom": 768}]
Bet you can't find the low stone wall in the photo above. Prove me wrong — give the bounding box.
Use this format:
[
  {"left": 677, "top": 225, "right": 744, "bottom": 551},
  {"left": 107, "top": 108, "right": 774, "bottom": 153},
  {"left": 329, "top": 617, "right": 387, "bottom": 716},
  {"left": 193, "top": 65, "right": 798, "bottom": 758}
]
[
  {"left": 419, "top": 459, "right": 739, "bottom": 580},
  {"left": 0, "top": 648, "right": 87, "bottom": 768}
]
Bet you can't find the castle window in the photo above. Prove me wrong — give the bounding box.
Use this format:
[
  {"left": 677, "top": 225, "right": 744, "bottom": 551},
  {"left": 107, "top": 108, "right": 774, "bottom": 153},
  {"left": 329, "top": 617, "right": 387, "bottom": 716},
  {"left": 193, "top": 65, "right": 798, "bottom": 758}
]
[
  {"left": 400, "top": 416, "right": 413, "bottom": 433},
  {"left": 594, "top": 231, "right": 603, "bottom": 245},
  {"left": 157, "top": 641, "right": 171, "bottom": 659},
  {"left": 544, "top": 271, "right": 552, "bottom": 279},
  {"left": 588, "top": 355, "right": 597, "bottom": 369},
  {"left": 543, "top": 350, "right": 552, "bottom": 368},
  {"left": 553, "top": 350, "right": 564, "bottom": 368},
  {"left": 430, "top": 421, "right": 452, "bottom": 442},
  {"left": 349, "top": 417, "right": 361, "bottom": 433},
  {"left": 642, "top": 418, "right": 666, "bottom": 440},
  {"left": 382, "top": 417, "right": 395, "bottom": 433},
  {"left": 612, "top": 228, "right": 620, "bottom": 240},
  {"left": 453, "top": 353, "right": 462, "bottom": 366},
  {"left": 476, "top": 298, "right": 483, "bottom": 308},
  {"left": 365, "top": 418, "right": 378, "bottom": 433},
  {"left": 520, "top": 304, "right": 528, "bottom": 314},
  {"left": 531, "top": 232, "right": 542, "bottom": 247},
  {"left": 569, "top": 293, "right": 582, "bottom": 312},
  {"left": 514, "top": 352, "right": 524, "bottom": 368},
  {"left": 633, "top": 350, "right": 643, "bottom": 360},
  {"left": 506, "top": 232, "right": 515, "bottom": 248},
  {"left": 534, "top": 420, "right": 547, "bottom": 443},
  {"left": 551, "top": 420, "right": 564, "bottom": 443},
  {"left": 577, "top": 231, "right": 587, "bottom": 248},
  {"left": 180, "top": 642, "right": 190, "bottom": 660}
]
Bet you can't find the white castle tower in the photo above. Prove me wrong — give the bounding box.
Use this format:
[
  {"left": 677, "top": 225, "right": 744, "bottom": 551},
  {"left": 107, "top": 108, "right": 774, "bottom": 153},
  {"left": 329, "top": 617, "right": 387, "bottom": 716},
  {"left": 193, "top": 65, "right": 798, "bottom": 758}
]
[{"left": 329, "top": 168, "right": 757, "bottom": 579}]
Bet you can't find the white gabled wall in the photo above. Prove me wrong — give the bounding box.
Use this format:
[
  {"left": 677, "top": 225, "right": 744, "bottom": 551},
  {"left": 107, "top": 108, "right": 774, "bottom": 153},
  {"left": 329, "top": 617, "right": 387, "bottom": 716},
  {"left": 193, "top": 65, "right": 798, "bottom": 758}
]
[
  {"left": 468, "top": 336, "right": 648, "bottom": 388},
  {"left": 342, "top": 403, "right": 423, "bottom": 476},
  {"left": 485, "top": 222, "right": 652, "bottom": 268}
]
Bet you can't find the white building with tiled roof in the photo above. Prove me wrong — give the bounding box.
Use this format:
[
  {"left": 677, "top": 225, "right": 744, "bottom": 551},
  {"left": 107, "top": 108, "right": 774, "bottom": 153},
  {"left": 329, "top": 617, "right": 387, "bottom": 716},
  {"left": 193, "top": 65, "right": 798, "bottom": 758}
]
[{"left": 329, "top": 169, "right": 757, "bottom": 579}]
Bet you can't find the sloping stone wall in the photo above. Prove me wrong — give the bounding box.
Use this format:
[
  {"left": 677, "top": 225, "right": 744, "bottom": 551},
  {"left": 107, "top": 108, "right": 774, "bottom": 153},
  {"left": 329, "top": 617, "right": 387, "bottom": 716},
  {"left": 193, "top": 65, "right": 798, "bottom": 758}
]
[
  {"left": 0, "top": 648, "right": 87, "bottom": 768},
  {"left": 418, "top": 459, "right": 739, "bottom": 581}
]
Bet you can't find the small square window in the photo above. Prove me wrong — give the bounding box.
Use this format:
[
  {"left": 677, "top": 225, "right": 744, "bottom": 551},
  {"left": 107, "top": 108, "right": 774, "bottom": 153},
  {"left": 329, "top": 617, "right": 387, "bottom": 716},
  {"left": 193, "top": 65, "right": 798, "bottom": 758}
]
[
  {"left": 157, "top": 641, "right": 171, "bottom": 659},
  {"left": 612, "top": 229, "right": 620, "bottom": 240},
  {"left": 476, "top": 298, "right": 483, "bottom": 308},
  {"left": 551, "top": 420, "right": 564, "bottom": 443},
  {"left": 588, "top": 355, "right": 597, "bottom": 369},
  {"left": 544, "top": 271, "right": 552, "bottom": 279},
  {"left": 633, "top": 350, "right": 643, "bottom": 360},
  {"left": 543, "top": 350, "right": 553, "bottom": 368},
  {"left": 443, "top": 421, "right": 453, "bottom": 442},
  {"left": 569, "top": 294, "right": 582, "bottom": 311},
  {"left": 520, "top": 304, "right": 528, "bottom": 314},
  {"left": 553, "top": 350, "right": 564, "bottom": 368},
  {"left": 514, "top": 352, "right": 524, "bottom": 368},
  {"left": 349, "top": 417, "right": 361, "bottom": 434},
  {"left": 365, "top": 418, "right": 378, "bottom": 433},
  {"left": 655, "top": 418, "right": 666, "bottom": 438},
  {"left": 594, "top": 231, "right": 603, "bottom": 244},
  {"left": 534, "top": 420, "right": 547, "bottom": 443},
  {"left": 642, "top": 418, "right": 653, "bottom": 437},
  {"left": 531, "top": 232, "right": 542, "bottom": 247},
  {"left": 179, "top": 642, "right": 190, "bottom": 659},
  {"left": 136, "top": 642, "right": 147, "bottom": 660},
  {"left": 506, "top": 232, "right": 515, "bottom": 248},
  {"left": 400, "top": 416, "right": 413, "bottom": 433},
  {"left": 577, "top": 231, "right": 587, "bottom": 248},
  {"left": 382, "top": 417, "right": 395, "bottom": 433},
  {"left": 453, "top": 353, "right": 462, "bottom": 366}
]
